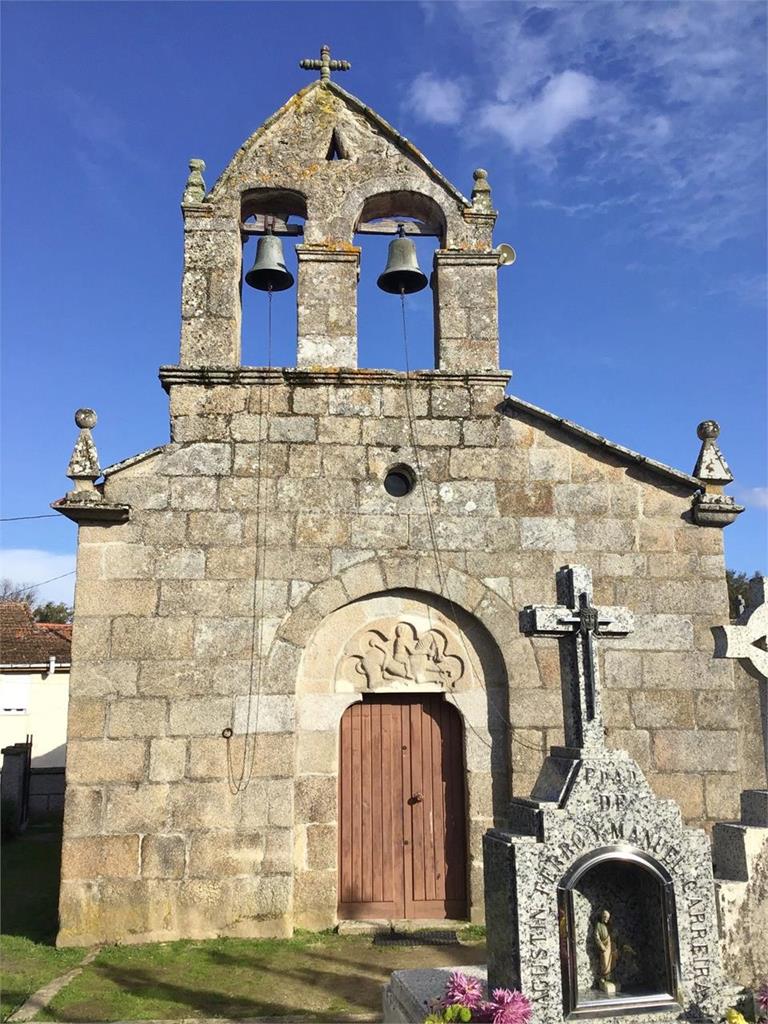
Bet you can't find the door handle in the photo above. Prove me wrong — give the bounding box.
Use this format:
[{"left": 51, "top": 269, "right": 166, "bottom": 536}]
[{"left": 411, "top": 792, "right": 424, "bottom": 803}]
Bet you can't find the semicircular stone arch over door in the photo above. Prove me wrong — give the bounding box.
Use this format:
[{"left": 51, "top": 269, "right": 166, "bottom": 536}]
[{"left": 338, "top": 695, "right": 467, "bottom": 920}]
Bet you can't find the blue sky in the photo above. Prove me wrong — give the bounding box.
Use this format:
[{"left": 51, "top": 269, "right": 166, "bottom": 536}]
[{"left": 2, "top": 0, "right": 766, "bottom": 605}]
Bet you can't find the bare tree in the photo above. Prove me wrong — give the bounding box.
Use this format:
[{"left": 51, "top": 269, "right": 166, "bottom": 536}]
[{"left": 0, "top": 578, "right": 37, "bottom": 605}]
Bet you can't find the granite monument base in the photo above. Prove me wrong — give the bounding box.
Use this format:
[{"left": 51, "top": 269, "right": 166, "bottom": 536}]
[{"left": 484, "top": 746, "right": 725, "bottom": 1022}]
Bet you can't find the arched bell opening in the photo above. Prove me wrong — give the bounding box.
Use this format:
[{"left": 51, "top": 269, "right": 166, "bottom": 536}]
[
  {"left": 557, "top": 847, "right": 681, "bottom": 1017},
  {"left": 353, "top": 191, "right": 445, "bottom": 371},
  {"left": 240, "top": 188, "right": 307, "bottom": 368}
]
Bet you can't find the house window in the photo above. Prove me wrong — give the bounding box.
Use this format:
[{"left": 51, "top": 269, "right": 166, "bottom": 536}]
[{"left": 1, "top": 678, "right": 30, "bottom": 714}]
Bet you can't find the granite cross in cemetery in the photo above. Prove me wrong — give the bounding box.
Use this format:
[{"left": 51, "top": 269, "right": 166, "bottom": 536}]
[
  {"left": 715, "top": 574, "right": 768, "bottom": 779},
  {"left": 716, "top": 575, "right": 768, "bottom": 680},
  {"left": 480, "top": 563, "right": 725, "bottom": 1020},
  {"left": 522, "top": 565, "right": 634, "bottom": 753}
]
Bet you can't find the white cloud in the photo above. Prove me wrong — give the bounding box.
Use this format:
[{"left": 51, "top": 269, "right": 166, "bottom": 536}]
[
  {"left": 736, "top": 487, "right": 768, "bottom": 510},
  {"left": 705, "top": 273, "right": 768, "bottom": 308},
  {"left": 1, "top": 549, "right": 76, "bottom": 606},
  {"left": 420, "top": 1, "right": 766, "bottom": 251},
  {"left": 52, "top": 85, "right": 158, "bottom": 197},
  {"left": 404, "top": 72, "right": 467, "bottom": 126},
  {"left": 480, "top": 70, "right": 600, "bottom": 153},
  {"left": 531, "top": 192, "right": 642, "bottom": 217}
]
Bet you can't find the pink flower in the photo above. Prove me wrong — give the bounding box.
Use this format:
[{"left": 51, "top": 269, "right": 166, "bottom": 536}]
[
  {"left": 488, "top": 988, "right": 533, "bottom": 1024},
  {"left": 757, "top": 980, "right": 768, "bottom": 1013},
  {"left": 444, "top": 971, "right": 485, "bottom": 1011}
]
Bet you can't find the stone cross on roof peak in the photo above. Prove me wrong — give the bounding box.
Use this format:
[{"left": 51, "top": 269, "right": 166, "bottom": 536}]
[
  {"left": 299, "top": 45, "right": 351, "bottom": 82},
  {"left": 523, "top": 565, "right": 634, "bottom": 754}
]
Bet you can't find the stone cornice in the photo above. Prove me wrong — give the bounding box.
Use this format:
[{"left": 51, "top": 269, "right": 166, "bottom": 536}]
[
  {"left": 433, "top": 249, "right": 501, "bottom": 266},
  {"left": 159, "top": 365, "right": 512, "bottom": 392},
  {"left": 51, "top": 497, "right": 130, "bottom": 525}
]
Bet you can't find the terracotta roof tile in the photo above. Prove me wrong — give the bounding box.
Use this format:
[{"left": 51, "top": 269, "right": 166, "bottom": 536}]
[{"left": 0, "top": 603, "right": 72, "bottom": 666}]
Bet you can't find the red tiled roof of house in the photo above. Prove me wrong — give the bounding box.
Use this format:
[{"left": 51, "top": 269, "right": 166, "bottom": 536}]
[
  {"left": 37, "top": 622, "right": 73, "bottom": 642},
  {"left": 0, "top": 603, "right": 72, "bottom": 666}
]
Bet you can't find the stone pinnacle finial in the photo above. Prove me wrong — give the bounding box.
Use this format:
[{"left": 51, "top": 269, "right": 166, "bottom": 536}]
[
  {"left": 691, "top": 419, "right": 743, "bottom": 527},
  {"left": 694, "top": 419, "right": 733, "bottom": 485},
  {"left": 75, "top": 408, "right": 97, "bottom": 430},
  {"left": 472, "top": 167, "right": 490, "bottom": 195},
  {"left": 182, "top": 158, "right": 206, "bottom": 205},
  {"left": 65, "top": 408, "right": 102, "bottom": 501},
  {"left": 469, "top": 167, "right": 496, "bottom": 219},
  {"left": 299, "top": 44, "right": 351, "bottom": 82}
]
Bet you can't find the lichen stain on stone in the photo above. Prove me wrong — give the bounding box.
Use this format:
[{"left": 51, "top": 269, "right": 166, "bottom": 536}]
[
  {"left": 298, "top": 162, "right": 321, "bottom": 180},
  {"left": 324, "top": 239, "right": 359, "bottom": 253}
]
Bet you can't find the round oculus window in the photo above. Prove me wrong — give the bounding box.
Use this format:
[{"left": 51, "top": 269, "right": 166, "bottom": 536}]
[{"left": 384, "top": 464, "right": 416, "bottom": 497}]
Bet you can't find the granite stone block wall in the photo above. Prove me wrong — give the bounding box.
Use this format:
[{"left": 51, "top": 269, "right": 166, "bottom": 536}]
[{"left": 57, "top": 373, "right": 765, "bottom": 944}]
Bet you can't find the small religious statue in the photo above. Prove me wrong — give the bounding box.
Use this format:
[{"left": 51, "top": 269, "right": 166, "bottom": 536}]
[{"left": 594, "top": 909, "right": 620, "bottom": 995}]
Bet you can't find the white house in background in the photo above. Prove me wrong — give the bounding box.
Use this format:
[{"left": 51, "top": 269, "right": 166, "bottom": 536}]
[{"left": 0, "top": 602, "right": 71, "bottom": 767}]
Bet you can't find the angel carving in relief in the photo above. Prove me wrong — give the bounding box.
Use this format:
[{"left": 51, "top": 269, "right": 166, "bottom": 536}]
[{"left": 341, "top": 621, "right": 465, "bottom": 689}]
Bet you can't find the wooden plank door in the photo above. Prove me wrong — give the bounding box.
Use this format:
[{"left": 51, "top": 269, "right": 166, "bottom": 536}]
[{"left": 338, "top": 696, "right": 467, "bottom": 920}]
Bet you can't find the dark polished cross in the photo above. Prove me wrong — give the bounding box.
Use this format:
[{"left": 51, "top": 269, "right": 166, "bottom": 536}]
[
  {"left": 299, "top": 44, "right": 351, "bottom": 82},
  {"left": 523, "top": 565, "right": 634, "bottom": 753}
]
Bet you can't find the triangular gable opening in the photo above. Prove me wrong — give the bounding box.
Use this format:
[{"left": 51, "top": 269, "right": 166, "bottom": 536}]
[{"left": 326, "top": 128, "right": 349, "bottom": 161}]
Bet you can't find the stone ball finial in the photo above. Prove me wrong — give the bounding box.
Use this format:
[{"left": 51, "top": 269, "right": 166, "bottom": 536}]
[
  {"left": 697, "top": 419, "right": 720, "bottom": 441},
  {"left": 182, "top": 158, "right": 207, "bottom": 204},
  {"left": 471, "top": 168, "right": 492, "bottom": 211},
  {"left": 75, "top": 408, "right": 97, "bottom": 429}
]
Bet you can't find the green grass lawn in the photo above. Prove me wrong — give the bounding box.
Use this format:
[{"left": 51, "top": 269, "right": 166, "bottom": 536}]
[
  {"left": 1, "top": 819, "right": 86, "bottom": 1020},
  {"left": 36, "top": 931, "right": 486, "bottom": 1022},
  {"left": 1, "top": 816, "right": 485, "bottom": 1022}
]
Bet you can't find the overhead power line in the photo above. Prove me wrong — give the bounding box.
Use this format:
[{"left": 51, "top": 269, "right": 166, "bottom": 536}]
[
  {"left": 7, "top": 571, "right": 76, "bottom": 594},
  {"left": 0, "top": 515, "right": 60, "bottom": 522}
]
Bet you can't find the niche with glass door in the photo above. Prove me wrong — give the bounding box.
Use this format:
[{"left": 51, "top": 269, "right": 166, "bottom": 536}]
[{"left": 558, "top": 846, "right": 681, "bottom": 1018}]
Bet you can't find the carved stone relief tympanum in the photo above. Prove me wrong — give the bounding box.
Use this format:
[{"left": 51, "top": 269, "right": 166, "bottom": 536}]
[{"left": 336, "top": 618, "right": 466, "bottom": 691}]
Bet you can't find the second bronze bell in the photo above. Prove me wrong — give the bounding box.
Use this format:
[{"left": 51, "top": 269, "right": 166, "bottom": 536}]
[
  {"left": 377, "top": 225, "right": 428, "bottom": 295},
  {"left": 245, "top": 230, "right": 294, "bottom": 292}
]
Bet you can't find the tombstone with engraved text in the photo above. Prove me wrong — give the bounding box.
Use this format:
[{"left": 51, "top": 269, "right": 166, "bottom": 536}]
[{"left": 484, "top": 565, "right": 724, "bottom": 1021}]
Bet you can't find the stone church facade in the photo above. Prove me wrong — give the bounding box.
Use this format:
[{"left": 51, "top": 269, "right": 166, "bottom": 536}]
[{"left": 54, "top": 58, "right": 765, "bottom": 946}]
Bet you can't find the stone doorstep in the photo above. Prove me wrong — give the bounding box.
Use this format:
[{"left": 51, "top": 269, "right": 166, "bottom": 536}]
[{"left": 337, "top": 918, "right": 470, "bottom": 936}]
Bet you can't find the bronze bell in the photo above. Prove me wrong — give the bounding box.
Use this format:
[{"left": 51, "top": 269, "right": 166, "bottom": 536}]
[
  {"left": 377, "top": 224, "right": 428, "bottom": 294},
  {"left": 244, "top": 229, "right": 294, "bottom": 292}
]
